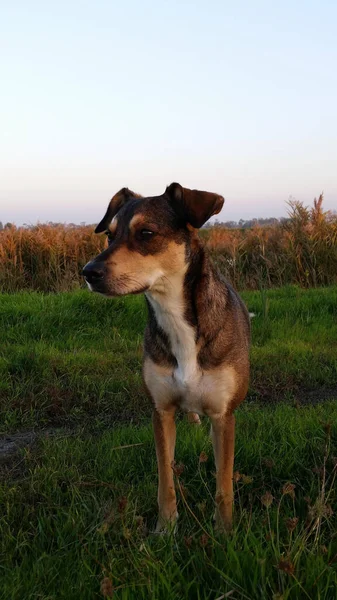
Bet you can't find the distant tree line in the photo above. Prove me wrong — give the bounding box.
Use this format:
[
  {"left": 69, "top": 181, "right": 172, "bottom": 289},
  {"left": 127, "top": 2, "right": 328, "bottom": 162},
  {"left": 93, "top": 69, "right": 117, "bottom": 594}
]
[
  {"left": 206, "top": 216, "right": 289, "bottom": 229},
  {"left": 0, "top": 217, "right": 289, "bottom": 231},
  {"left": 0, "top": 221, "right": 11, "bottom": 230}
]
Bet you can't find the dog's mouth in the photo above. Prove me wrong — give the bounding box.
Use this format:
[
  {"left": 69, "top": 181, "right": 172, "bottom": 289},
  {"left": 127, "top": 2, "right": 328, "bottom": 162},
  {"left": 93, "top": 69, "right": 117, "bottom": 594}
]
[
  {"left": 84, "top": 278, "right": 105, "bottom": 294},
  {"left": 88, "top": 283, "right": 149, "bottom": 297},
  {"left": 84, "top": 273, "right": 149, "bottom": 297}
]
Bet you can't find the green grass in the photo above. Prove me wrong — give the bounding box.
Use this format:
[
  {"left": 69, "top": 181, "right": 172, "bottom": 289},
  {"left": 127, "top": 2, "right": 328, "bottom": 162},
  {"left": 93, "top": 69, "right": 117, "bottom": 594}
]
[
  {"left": 1, "top": 285, "right": 337, "bottom": 430},
  {"left": 1, "top": 286, "right": 337, "bottom": 598},
  {"left": 1, "top": 404, "right": 337, "bottom": 599}
]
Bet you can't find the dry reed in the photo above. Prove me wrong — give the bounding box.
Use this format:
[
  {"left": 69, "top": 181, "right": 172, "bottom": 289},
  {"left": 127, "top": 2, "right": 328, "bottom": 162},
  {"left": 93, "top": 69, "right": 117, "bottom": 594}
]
[{"left": 0, "top": 196, "right": 336, "bottom": 292}]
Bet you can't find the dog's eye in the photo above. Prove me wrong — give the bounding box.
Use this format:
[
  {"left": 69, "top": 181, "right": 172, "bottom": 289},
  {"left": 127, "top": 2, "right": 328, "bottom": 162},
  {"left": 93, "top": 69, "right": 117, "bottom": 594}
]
[
  {"left": 139, "top": 229, "right": 154, "bottom": 240},
  {"left": 105, "top": 231, "right": 114, "bottom": 244}
]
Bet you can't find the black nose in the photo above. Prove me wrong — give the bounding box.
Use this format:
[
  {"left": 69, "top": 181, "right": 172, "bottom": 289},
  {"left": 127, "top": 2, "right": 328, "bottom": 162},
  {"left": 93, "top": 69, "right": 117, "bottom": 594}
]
[{"left": 82, "top": 262, "right": 104, "bottom": 284}]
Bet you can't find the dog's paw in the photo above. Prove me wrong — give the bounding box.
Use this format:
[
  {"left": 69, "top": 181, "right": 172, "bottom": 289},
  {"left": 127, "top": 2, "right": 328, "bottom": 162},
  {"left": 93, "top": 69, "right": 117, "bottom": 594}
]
[
  {"left": 213, "top": 509, "right": 233, "bottom": 534},
  {"left": 153, "top": 514, "right": 178, "bottom": 536}
]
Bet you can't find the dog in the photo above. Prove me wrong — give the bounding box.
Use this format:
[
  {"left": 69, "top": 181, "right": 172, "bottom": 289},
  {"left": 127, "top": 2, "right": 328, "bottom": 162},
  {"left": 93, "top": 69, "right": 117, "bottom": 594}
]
[{"left": 83, "top": 183, "right": 250, "bottom": 532}]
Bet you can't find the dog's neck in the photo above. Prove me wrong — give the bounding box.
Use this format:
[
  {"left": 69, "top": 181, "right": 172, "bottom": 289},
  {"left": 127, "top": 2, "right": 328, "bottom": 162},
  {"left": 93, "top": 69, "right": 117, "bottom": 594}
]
[{"left": 145, "top": 242, "right": 206, "bottom": 321}]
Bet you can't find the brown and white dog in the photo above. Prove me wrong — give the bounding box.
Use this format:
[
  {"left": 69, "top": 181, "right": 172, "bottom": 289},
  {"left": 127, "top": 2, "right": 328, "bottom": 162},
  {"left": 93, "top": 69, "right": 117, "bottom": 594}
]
[{"left": 83, "top": 183, "right": 250, "bottom": 532}]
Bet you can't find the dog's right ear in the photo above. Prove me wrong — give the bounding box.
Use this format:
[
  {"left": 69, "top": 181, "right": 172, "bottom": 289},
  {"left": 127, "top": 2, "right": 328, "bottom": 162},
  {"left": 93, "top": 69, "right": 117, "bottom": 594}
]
[{"left": 95, "top": 188, "right": 142, "bottom": 233}]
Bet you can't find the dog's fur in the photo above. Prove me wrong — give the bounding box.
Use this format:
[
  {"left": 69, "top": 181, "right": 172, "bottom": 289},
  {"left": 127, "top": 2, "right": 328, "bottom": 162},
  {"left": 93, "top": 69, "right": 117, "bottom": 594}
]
[{"left": 83, "top": 183, "right": 250, "bottom": 532}]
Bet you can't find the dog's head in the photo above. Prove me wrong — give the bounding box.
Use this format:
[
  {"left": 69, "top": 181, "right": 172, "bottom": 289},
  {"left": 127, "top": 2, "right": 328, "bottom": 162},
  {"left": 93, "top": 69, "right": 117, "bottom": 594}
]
[{"left": 82, "top": 183, "right": 224, "bottom": 296}]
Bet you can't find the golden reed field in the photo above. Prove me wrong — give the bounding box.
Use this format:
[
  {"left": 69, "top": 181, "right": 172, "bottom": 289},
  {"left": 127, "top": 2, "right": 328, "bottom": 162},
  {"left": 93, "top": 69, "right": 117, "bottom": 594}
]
[{"left": 1, "top": 196, "right": 337, "bottom": 292}]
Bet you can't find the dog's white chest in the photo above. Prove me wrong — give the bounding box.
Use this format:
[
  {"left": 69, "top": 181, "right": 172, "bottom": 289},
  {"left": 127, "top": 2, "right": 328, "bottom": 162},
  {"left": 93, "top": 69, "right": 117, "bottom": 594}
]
[
  {"left": 147, "top": 291, "right": 197, "bottom": 364},
  {"left": 145, "top": 292, "right": 236, "bottom": 416},
  {"left": 147, "top": 291, "right": 201, "bottom": 402}
]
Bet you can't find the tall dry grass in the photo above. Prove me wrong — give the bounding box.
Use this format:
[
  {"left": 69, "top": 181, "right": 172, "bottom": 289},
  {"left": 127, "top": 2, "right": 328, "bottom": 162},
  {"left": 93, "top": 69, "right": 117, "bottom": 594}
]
[
  {"left": 0, "top": 196, "right": 336, "bottom": 292},
  {"left": 0, "top": 223, "right": 105, "bottom": 293},
  {"left": 206, "top": 195, "right": 337, "bottom": 289}
]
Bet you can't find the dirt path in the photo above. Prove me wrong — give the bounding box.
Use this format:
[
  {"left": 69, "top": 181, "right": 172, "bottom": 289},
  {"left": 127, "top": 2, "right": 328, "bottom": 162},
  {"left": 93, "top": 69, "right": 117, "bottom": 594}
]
[{"left": 0, "top": 431, "right": 37, "bottom": 462}]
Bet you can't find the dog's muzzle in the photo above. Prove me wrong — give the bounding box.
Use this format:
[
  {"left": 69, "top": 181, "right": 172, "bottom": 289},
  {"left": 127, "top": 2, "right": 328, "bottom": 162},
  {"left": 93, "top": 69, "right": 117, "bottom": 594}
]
[{"left": 82, "top": 261, "right": 105, "bottom": 285}]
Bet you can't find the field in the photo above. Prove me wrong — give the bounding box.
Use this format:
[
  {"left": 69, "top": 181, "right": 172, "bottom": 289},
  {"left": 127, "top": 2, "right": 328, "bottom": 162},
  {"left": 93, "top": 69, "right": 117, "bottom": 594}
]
[{"left": 1, "top": 286, "right": 337, "bottom": 599}]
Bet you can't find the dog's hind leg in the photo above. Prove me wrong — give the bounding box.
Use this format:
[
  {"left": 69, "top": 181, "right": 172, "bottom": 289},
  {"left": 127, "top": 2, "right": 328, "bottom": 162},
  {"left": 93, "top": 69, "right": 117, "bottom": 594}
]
[
  {"left": 152, "top": 407, "right": 178, "bottom": 532},
  {"left": 187, "top": 412, "right": 201, "bottom": 425}
]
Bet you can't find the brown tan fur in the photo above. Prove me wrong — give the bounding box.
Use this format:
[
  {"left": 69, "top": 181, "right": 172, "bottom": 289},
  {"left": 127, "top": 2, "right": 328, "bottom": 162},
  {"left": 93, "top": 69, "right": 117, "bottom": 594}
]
[{"left": 83, "top": 183, "right": 250, "bottom": 533}]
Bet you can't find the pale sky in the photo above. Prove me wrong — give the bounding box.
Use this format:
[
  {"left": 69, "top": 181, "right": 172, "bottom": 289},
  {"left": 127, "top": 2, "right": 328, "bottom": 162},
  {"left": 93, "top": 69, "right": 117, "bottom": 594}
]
[{"left": 1, "top": 0, "right": 336, "bottom": 225}]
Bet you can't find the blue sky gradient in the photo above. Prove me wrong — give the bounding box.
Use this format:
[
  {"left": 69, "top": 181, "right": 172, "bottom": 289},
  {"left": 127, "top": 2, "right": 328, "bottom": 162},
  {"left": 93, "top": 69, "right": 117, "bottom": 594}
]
[{"left": 1, "top": 1, "right": 336, "bottom": 224}]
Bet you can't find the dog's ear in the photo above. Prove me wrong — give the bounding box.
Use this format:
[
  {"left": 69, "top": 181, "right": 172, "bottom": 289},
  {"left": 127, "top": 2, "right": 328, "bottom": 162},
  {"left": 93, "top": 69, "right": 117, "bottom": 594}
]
[
  {"left": 165, "top": 182, "right": 224, "bottom": 228},
  {"left": 95, "top": 188, "right": 142, "bottom": 233}
]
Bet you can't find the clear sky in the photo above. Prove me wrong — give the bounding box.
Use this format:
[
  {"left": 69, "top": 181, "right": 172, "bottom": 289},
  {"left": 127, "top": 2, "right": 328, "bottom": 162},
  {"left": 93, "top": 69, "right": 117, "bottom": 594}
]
[{"left": 1, "top": 0, "right": 336, "bottom": 225}]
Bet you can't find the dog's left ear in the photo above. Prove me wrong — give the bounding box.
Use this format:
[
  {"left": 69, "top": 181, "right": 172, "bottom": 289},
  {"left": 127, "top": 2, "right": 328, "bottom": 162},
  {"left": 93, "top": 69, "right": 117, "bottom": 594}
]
[
  {"left": 95, "top": 188, "right": 142, "bottom": 233},
  {"left": 165, "top": 182, "right": 224, "bottom": 228}
]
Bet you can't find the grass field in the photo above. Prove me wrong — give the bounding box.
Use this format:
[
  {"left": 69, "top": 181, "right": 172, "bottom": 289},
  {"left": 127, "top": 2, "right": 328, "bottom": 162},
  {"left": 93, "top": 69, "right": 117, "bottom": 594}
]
[{"left": 1, "top": 286, "right": 337, "bottom": 599}]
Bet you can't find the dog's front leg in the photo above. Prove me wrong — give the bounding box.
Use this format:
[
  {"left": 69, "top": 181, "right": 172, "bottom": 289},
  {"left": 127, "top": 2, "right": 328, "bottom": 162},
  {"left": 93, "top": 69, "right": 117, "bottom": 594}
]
[
  {"left": 210, "top": 412, "right": 235, "bottom": 532},
  {"left": 152, "top": 407, "right": 177, "bottom": 532}
]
